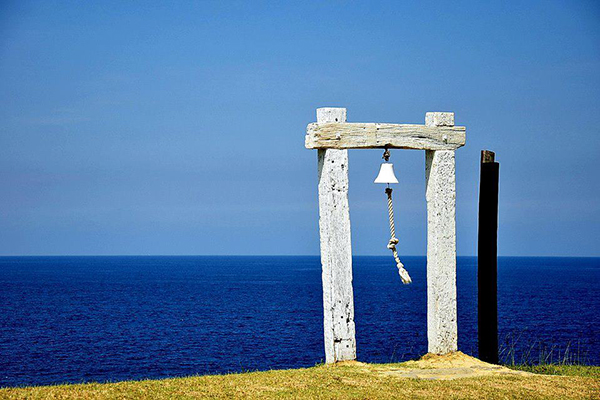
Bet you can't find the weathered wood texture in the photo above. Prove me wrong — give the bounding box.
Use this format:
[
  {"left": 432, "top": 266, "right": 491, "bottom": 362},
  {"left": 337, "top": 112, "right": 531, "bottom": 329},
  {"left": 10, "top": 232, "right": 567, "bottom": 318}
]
[
  {"left": 481, "top": 150, "right": 495, "bottom": 164},
  {"left": 425, "top": 112, "right": 458, "bottom": 355},
  {"left": 316, "top": 107, "right": 357, "bottom": 363},
  {"left": 306, "top": 120, "right": 465, "bottom": 150},
  {"left": 426, "top": 111, "right": 455, "bottom": 127}
]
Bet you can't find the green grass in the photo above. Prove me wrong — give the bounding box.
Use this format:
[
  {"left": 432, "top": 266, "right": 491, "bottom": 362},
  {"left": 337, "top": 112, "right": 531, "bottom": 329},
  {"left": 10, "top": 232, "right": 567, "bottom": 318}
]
[
  {"left": 508, "top": 364, "right": 600, "bottom": 378},
  {"left": 1, "top": 362, "right": 598, "bottom": 399}
]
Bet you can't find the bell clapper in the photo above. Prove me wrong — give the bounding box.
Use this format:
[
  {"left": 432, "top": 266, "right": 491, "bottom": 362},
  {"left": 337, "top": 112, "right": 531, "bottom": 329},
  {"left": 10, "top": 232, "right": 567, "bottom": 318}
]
[{"left": 374, "top": 148, "right": 412, "bottom": 284}]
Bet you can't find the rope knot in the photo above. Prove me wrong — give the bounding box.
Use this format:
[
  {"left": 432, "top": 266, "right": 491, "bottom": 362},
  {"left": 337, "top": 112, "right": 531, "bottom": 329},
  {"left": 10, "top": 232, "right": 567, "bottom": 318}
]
[{"left": 384, "top": 187, "right": 411, "bottom": 284}]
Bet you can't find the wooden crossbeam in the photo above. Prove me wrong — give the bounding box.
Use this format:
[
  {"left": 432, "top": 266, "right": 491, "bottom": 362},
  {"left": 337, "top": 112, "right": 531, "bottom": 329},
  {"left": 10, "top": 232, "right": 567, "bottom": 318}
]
[{"left": 305, "top": 122, "right": 466, "bottom": 150}]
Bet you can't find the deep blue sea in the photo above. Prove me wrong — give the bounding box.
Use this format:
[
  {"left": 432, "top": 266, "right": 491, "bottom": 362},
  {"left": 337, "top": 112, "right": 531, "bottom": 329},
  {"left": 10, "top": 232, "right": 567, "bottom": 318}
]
[{"left": 0, "top": 256, "right": 598, "bottom": 387}]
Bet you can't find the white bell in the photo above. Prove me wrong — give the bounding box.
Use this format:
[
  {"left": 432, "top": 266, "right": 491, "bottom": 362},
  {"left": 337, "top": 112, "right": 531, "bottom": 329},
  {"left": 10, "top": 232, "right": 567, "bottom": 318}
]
[{"left": 374, "top": 163, "right": 399, "bottom": 184}]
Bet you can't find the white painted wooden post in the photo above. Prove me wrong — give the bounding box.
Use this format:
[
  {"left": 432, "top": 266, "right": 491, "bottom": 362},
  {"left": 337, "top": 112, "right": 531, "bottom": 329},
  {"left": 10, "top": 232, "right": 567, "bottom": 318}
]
[
  {"left": 425, "top": 112, "right": 458, "bottom": 354},
  {"left": 316, "top": 107, "right": 357, "bottom": 363}
]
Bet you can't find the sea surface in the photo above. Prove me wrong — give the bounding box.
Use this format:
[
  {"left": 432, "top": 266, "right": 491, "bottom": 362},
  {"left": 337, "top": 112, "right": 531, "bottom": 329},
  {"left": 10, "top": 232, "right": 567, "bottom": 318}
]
[{"left": 0, "top": 256, "right": 598, "bottom": 387}]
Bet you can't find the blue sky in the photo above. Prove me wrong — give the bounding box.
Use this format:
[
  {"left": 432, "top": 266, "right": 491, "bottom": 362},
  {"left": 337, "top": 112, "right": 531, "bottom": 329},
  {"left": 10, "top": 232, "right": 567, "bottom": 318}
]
[{"left": 0, "top": 1, "right": 598, "bottom": 256}]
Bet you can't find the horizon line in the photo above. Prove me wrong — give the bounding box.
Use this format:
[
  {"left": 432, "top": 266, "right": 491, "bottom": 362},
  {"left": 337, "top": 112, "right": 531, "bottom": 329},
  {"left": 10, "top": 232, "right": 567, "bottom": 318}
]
[{"left": 0, "top": 254, "right": 598, "bottom": 258}]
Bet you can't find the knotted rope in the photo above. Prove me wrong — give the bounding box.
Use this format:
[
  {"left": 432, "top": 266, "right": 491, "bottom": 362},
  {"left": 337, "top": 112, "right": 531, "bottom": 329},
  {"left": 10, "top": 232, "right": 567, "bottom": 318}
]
[{"left": 385, "top": 187, "right": 412, "bottom": 284}]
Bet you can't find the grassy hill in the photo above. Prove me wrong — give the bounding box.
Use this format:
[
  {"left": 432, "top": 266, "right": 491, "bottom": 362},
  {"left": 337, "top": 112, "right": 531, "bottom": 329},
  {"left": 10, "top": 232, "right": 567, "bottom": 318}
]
[{"left": 2, "top": 357, "right": 598, "bottom": 399}]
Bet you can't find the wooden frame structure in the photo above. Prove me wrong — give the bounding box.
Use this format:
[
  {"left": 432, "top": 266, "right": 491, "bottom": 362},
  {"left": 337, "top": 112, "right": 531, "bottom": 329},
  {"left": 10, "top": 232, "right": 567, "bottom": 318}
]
[{"left": 305, "top": 107, "right": 466, "bottom": 363}]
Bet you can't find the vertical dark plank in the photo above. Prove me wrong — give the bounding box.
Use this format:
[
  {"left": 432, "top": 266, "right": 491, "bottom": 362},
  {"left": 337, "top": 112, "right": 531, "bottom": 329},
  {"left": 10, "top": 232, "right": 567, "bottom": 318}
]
[{"left": 478, "top": 150, "right": 499, "bottom": 363}]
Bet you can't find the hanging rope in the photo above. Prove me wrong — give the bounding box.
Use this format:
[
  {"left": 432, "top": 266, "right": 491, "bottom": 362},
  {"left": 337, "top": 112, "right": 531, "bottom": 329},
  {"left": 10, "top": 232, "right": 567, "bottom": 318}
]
[{"left": 385, "top": 187, "right": 412, "bottom": 284}]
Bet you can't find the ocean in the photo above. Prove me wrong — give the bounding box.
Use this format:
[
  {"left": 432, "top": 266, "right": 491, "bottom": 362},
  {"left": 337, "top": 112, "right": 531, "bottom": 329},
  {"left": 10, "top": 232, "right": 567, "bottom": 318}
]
[{"left": 0, "top": 256, "right": 598, "bottom": 387}]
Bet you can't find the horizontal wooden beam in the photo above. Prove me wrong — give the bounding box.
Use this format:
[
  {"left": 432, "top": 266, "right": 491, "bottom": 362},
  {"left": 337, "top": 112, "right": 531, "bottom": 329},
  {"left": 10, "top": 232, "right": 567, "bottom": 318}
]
[{"left": 305, "top": 123, "right": 466, "bottom": 150}]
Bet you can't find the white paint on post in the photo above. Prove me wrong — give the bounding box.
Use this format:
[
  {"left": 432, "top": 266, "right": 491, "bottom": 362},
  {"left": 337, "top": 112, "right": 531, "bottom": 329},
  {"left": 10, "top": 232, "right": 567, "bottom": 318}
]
[
  {"left": 425, "top": 112, "right": 458, "bottom": 354},
  {"left": 316, "top": 107, "right": 356, "bottom": 363}
]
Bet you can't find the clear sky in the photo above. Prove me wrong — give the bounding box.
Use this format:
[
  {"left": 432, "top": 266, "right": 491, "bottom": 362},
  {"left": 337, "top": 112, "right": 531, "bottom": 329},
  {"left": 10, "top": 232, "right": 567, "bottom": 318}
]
[{"left": 1, "top": 1, "right": 598, "bottom": 256}]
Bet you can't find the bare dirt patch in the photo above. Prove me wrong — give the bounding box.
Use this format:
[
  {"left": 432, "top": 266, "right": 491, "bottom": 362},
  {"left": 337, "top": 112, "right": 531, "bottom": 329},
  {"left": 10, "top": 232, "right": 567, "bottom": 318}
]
[{"left": 374, "top": 351, "right": 533, "bottom": 380}]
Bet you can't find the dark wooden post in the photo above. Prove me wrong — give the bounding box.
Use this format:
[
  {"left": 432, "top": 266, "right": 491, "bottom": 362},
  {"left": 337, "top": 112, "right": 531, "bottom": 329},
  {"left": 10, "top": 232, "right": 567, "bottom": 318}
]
[{"left": 478, "top": 150, "right": 499, "bottom": 363}]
